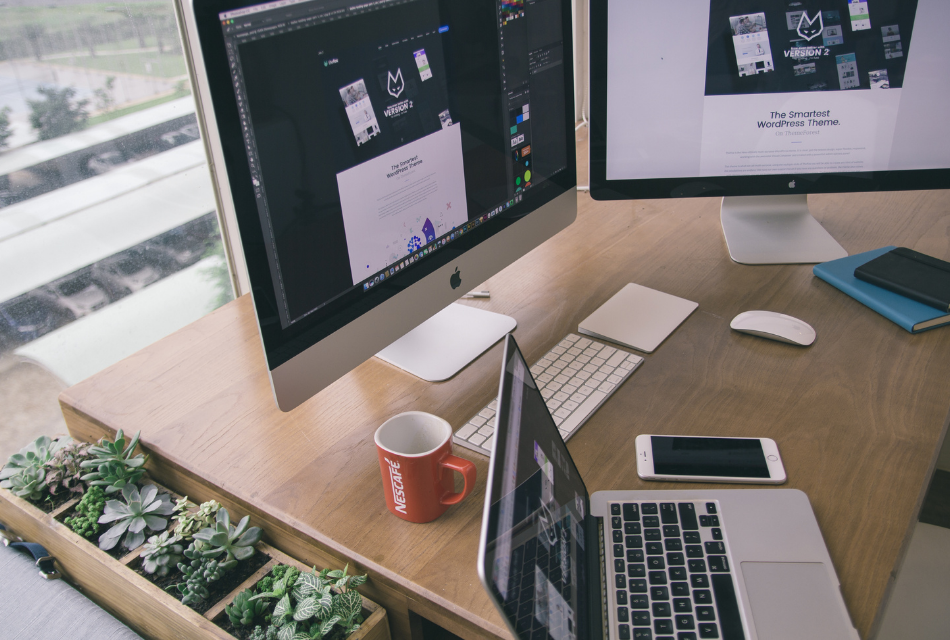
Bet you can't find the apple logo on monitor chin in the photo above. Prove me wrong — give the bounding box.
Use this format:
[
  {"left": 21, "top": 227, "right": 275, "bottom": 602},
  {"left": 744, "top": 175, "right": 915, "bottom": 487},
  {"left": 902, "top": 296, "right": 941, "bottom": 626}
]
[
  {"left": 789, "top": 180, "right": 796, "bottom": 189},
  {"left": 450, "top": 267, "right": 462, "bottom": 289}
]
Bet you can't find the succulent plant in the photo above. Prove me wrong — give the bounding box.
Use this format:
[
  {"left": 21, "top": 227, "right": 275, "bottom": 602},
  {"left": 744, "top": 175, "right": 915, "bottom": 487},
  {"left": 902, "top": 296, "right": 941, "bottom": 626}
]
[
  {"left": 79, "top": 429, "right": 148, "bottom": 494},
  {"left": 64, "top": 485, "right": 107, "bottom": 538},
  {"left": 226, "top": 587, "right": 270, "bottom": 627},
  {"left": 193, "top": 507, "right": 263, "bottom": 569},
  {"left": 44, "top": 441, "right": 95, "bottom": 496},
  {"left": 176, "top": 542, "right": 226, "bottom": 606},
  {"left": 140, "top": 530, "right": 185, "bottom": 576},
  {"left": 172, "top": 497, "right": 221, "bottom": 540},
  {"left": 97, "top": 483, "right": 175, "bottom": 551},
  {"left": 1, "top": 436, "right": 70, "bottom": 500}
]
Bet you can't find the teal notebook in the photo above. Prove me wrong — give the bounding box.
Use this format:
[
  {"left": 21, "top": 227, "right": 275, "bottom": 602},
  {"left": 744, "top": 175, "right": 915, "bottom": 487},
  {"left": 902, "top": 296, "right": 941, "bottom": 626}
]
[{"left": 813, "top": 247, "right": 950, "bottom": 333}]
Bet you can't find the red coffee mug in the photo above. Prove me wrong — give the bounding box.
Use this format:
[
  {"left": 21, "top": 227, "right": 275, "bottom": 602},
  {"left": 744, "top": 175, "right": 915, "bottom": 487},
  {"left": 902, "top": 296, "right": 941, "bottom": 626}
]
[{"left": 374, "top": 411, "right": 477, "bottom": 523}]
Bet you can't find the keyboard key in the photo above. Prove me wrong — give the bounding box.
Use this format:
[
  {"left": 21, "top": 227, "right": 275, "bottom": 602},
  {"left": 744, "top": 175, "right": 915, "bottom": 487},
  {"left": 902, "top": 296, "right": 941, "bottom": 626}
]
[
  {"left": 632, "top": 612, "right": 651, "bottom": 626},
  {"left": 626, "top": 536, "right": 643, "bottom": 549},
  {"left": 711, "top": 528, "right": 723, "bottom": 541},
  {"left": 647, "top": 556, "right": 666, "bottom": 570},
  {"left": 645, "top": 529, "right": 662, "bottom": 541},
  {"left": 652, "top": 602, "right": 671, "bottom": 617},
  {"left": 632, "top": 629, "right": 652, "bottom": 640},
  {"left": 686, "top": 546, "right": 704, "bottom": 558},
  {"left": 664, "top": 539, "right": 683, "bottom": 552},
  {"left": 615, "top": 575, "right": 626, "bottom": 589},
  {"left": 704, "top": 542, "right": 725, "bottom": 555},
  {"left": 662, "top": 525, "right": 680, "bottom": 538},
  {"left": 667, "top": 552, "right": 685, "bottom": 566},
  {"left": 631, "top": 595, "right": 649, "bottom": 609},
  {"left": 699, "top": 515, "right": 720, "bottom": 527},
  {"left": 456, "top": 423, "right": 477, "bottom": 439},
  {"left": 677, "top": 503, "right": 699, "bottom": 531},
  {"left": 646, "top": 542, "right": 664, "bottom": 555},
  {"left": 618, "top": 624, "right": 630, "bottom": 640},
  {"left": 654, "top": 619, "right": 674, "bottom": 635},
  {"left": 629, "top": 564, "right": 646, "bottom": 578},
  {"left": 675, "top": 615, "right": 695, "bottom": 630},
  {"left": 614, "top": 559, "right": 625, "bottom": 573},
  {"left": 612, "top": 516, "right": 622, "bottom": 529},
  {"left": 628, "top": 549, "right": 645, "bottom": 563},
  {"left": 642, "top": 503, "right": 658, "bottom": 515},
  {"left": 696, "top": 607, "right": 715, "bottom": 621},
  {"left": 673, "top": 598, "right": 692, "bottom": 613},
  {"left": 644, "top": 516, "right": 660, "bottom": 528},
  {"left": 618, "top": 608, "right": 630, "bottom": 623},
  {"left": 710, "top": 574, "right": 743, "bottom": 640},
  {"left": 671, "top": 582, "right": 690, "bottom": 597},
  {"left": 698, "top": 623, "right": 719, "bottom": 638},
  {"left": 683, "top": 532, "right": 701, "bottom": 544},
  {"left": 660, "top": 503, "right": 678, "bottom": 524},
  {"left": 676, "top": 634, "right": 697, "bottom": 640},
  {"left": 648, "top": 571, "right": 667, "bottom": 585},
  {"left": 639, "top": 587, "right": 662, "bottom": 606},
  {"left": 690, "top": 574, "right": 709, "bottom": 589},
  {"left": 688, "top": 560, "right": 707, "bottom": 573},
  {"left": 707, "top": 556, "right": 729, "bottom": 573},
  {"left": 693, "top": 590, "right": 712, "bottom": 605},
  {"left": 613, "top": 530, "right": 623, "bottom": 544},
  {"left": 616, "top": 590, "right": 628, "bottom": 605},
  {"left": 623, "top": 503, "right": 640, "bottom": 521},
  {"left": 669, "top": 567, "right": 687, "bottom": 581},
  {"left": 614, "top": 544, "right": 624, "bottom": 557},
  {"left": 630, "top": 579, "right": 647, "bottom": 593},
  {"left": 705, "top": 503, "right": 717, "bottom": 514},
  {"left": 625, "top": 522, "right": 642, "bottom": 535}
]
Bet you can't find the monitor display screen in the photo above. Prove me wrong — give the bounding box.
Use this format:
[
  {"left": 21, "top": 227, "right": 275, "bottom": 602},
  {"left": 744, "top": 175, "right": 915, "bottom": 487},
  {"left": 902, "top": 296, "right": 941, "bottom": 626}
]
[
  {"left": 194, "top": 0, "right": 574, "bottom": 370},
  {"left": 590, "top": 0, "right": 950, "bottom": 196}
]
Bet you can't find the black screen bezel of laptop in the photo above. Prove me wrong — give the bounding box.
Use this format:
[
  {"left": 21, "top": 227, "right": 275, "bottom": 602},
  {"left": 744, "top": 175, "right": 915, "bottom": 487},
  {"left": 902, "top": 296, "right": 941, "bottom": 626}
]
[
  {"left": 478, "top": 334, "right": 605, "bottom": 640},
  {"left": 191, "top": 0, "right": 576, "bottom": 370}
]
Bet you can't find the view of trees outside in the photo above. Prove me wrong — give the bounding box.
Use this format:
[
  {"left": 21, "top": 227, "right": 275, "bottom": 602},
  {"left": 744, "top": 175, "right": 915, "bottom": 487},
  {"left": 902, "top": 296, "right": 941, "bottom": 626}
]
[{"left": 0, "top": 0, "right": 234, "bottom": 462}]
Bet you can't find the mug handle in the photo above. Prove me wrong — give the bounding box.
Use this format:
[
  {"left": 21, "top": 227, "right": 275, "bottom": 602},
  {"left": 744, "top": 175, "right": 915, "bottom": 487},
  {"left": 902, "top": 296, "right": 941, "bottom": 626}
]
[{"left": 439, "top": 455, "right": 476, "bottom": 506}]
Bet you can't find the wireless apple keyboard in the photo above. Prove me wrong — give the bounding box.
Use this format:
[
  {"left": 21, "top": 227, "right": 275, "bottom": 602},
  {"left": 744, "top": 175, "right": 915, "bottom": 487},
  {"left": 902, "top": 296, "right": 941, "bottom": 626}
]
[{"left": 453, "top": 333, "right": 643, "bottom": 456}]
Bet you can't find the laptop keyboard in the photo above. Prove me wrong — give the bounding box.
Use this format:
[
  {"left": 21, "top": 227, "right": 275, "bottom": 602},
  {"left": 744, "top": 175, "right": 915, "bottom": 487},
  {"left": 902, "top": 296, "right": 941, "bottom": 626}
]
[
  {"left": 454, "top": 334, "right": 644, "bottom": 456},
  {"left": 606, "top": 500, "right": 744, "bottom": 640}
]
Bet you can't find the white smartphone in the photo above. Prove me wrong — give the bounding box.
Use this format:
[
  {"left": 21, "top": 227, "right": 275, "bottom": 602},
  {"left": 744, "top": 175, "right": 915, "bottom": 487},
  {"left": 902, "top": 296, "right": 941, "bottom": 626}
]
[{"left": 635, "top": 434, "right": 786, "bottom": 484}]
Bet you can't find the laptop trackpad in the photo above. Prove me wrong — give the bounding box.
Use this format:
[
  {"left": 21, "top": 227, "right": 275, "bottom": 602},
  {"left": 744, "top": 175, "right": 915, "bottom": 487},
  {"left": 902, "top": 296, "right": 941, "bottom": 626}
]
[{"left": 741, "top": 562, "right": 854, "bottom": 640}]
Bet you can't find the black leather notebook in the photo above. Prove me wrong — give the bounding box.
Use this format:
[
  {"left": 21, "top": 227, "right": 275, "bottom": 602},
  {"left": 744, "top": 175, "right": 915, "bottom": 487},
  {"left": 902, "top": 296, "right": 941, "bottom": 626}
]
[{"left": 854, "top": 247, "right": 950, "bottom": 312}]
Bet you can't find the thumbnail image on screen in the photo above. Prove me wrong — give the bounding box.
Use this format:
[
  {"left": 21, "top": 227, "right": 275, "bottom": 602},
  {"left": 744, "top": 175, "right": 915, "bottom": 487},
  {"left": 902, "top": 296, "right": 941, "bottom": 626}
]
[{"left": 706, "top": 0, "right": 918, "bottom": 95}]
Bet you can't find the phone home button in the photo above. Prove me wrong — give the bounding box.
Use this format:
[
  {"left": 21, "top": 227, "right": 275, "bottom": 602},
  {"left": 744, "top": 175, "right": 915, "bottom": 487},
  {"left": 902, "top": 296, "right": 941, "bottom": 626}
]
[{"left": 767, "top": 455, "right": 778, "bottom": 461}]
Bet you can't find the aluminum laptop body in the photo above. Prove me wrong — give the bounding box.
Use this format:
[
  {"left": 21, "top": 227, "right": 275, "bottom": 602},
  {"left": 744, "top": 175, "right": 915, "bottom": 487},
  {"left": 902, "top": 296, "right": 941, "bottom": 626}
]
[{"left": 478, "top": 334, "right": 858, "bottom": 640}]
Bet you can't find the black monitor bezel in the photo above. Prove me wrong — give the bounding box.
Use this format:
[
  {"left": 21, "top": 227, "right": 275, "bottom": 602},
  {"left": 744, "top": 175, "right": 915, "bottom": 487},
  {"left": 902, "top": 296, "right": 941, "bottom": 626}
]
[
  {"left": 587, "top": 0, "right": 950, "bottom": 201},
  {"left": 192, "top": 0, "right": 576, "bottom": 369}
]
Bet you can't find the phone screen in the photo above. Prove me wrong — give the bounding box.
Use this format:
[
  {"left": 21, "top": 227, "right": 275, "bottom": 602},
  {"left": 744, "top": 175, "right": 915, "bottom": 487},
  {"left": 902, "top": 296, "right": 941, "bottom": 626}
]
[{"left": 651, "top": 436, "right": 770, "bottom": 478}]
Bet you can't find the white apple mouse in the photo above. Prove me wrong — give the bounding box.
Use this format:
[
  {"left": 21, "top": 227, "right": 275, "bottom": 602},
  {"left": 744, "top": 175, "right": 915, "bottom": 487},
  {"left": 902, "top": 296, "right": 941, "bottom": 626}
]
[{"left": 730, "top": 310, "right": 816, "bottom": 346}]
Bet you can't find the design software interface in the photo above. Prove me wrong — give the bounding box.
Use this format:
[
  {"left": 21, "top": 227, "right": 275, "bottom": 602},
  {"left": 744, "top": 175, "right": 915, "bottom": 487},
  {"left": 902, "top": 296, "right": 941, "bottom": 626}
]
[{"left": 218, "top": 0, "right": 567, "bottom": 328}]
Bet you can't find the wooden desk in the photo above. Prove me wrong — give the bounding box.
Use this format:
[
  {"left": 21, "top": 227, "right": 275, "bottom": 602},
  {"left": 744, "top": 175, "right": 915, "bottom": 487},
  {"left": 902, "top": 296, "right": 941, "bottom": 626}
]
[{"left": 60, "top": 132, "right": 950, "bottom": 640}]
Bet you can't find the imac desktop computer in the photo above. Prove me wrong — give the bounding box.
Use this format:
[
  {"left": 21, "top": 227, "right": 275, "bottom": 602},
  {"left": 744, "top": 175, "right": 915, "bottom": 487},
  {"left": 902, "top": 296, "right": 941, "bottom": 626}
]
[
  {"left": 183, "top": 0, "right": 576, "bottom": 410},
  {"left": 588, "top": 0, "right": 950, "bottom": 264}
]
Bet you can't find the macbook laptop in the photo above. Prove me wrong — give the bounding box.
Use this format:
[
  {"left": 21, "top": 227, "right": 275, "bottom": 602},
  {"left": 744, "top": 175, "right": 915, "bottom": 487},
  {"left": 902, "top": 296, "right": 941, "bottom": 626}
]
[{"left": 477, "top": 334, "right": 859, "bottom": 640}]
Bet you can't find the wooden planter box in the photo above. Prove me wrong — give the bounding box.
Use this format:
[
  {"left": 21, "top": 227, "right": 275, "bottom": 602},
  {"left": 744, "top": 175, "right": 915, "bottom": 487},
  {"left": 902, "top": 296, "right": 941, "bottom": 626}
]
[{"left": 0, "top": 484, "right": 389, "bottom": 640}]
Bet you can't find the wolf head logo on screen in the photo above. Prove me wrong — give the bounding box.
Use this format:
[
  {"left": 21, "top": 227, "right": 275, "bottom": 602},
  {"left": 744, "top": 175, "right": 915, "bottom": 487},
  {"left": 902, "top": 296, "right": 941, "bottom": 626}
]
[
  {"left": 797, "top": 11, "right": 824, "bottom": 41},
  {"left": 387, "top": 69, "right": 405, "bottom": 98}
]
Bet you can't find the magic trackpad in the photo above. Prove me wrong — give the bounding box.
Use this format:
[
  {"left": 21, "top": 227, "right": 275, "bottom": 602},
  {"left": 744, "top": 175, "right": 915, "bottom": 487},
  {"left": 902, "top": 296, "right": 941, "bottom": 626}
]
[{"left": 741, "top": 562, "right": 855, "bottom": 640}]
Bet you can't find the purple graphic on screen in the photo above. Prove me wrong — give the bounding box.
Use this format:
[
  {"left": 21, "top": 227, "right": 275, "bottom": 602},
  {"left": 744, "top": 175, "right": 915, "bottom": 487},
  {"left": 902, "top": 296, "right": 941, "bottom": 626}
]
[{"left": 422, "top": 218, "right": 436, "bottom": 242}]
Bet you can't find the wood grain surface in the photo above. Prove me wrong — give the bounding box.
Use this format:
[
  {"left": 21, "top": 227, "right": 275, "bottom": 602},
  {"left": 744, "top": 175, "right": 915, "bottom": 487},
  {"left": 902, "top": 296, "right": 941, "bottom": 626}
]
[{"left": 60, "top": 130, "right": 950, "bottom": 640}]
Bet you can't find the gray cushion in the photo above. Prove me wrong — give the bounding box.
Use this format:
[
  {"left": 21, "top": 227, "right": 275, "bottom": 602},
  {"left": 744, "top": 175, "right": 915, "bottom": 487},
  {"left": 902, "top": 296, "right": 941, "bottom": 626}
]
[{"left": 0, "top": 542, "right": 143, "bottom": 640}]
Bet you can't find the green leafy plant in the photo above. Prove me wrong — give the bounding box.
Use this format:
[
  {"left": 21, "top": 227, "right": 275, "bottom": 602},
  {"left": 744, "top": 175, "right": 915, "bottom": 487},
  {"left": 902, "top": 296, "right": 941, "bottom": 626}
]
[
  {"left": 172, "top": 497, "right": 221, "bottom": 540},
  {"left": 80, "top": 429, "right": 148, "bottom": 494},
  {"left": 64, "top": 485, "right": 107, "bottom": 538},
  {"left": 44, "top": 441, "right": 95, "bottom": 496},
  {"left": 226, "top": 588, "right": 270, "bottom": 627},
  {"left": 0, "top": 436, "right": 70, "bottom": 501},
  {"left": 176, "top": 542, "right": 226, "bottom": 606},
  {"left": 28, "top": 85, "right": 89, "bottom": 140},
  {"left": 97, "top": 483, "right": 174, "bottom": 551},
  {"left": 140, "top": 531, "right": 185, "bottom": 577},
  {"left": 193, "top": 507, "right": 263, "bottom": 568},
  {"left": 249, "top": 564, "right": 366, "bottom": 640}
]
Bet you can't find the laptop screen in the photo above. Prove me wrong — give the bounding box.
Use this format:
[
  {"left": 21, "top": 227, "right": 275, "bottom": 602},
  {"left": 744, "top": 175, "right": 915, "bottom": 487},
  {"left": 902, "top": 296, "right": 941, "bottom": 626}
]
[{"left": 479, "top": 335, "right": 595, "bottom": 640}]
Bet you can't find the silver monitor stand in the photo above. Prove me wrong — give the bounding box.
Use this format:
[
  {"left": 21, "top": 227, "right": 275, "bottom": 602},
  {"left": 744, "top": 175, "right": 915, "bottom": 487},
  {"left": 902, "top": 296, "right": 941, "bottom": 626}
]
[{"left": 720, "top": 195, "right": 848, "bottom": 265}]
